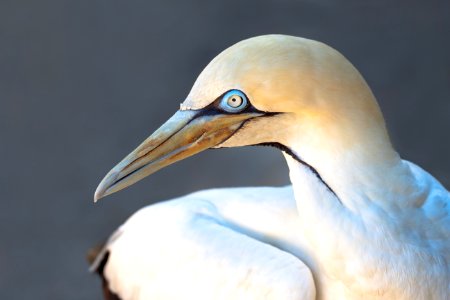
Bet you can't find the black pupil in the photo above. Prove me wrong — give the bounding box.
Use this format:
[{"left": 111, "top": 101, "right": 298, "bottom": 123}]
[{"left": 226, "top": 94, "right": 243, "bottom": 108}]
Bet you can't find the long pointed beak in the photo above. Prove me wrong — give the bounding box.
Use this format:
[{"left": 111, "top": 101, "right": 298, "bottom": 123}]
[{"left": 94, "top": 109, "right": 262, "bottom": 201}]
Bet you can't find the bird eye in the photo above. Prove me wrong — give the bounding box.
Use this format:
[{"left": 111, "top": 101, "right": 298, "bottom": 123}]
[{"left": 219, "top": 90, "right": 248, "bottom": 113}]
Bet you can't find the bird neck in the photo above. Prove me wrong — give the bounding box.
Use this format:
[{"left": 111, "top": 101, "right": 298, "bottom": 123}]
[
  {"left": 282, "top": 127, "right": 442, "bottom": 299},
  {"left": 283, "top": 126, "right": 419, "bottom": 212}
]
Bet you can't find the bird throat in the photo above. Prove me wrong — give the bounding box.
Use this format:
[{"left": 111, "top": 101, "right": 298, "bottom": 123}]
[{"left": 255, "top": 142, "right": 341, "bottom": 204}]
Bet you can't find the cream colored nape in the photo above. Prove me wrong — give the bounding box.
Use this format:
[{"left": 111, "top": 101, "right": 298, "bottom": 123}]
[
  {"left": 183, "top": 35, "right": 378, "bottom": 115},
  {"left": 184, "top": 35, "right": 398, "bottom": 209},
  {"left": 182, "top": 35, "right": 385, "bottom": 137}
]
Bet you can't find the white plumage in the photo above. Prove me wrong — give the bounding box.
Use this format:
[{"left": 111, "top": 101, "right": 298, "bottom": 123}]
[
  {"left": 92, "top": 35, "right": 450, "bottom": 300},
  {"left": 97, "top": 186, "right": 314, "bottom": 299}
]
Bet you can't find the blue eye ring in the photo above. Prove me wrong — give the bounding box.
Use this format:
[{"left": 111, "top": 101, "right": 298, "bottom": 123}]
[{"left": 219, "top": 90, "right": 248, "bottom": 113}]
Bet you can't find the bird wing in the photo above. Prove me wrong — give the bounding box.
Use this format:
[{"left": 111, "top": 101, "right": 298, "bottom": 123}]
[
  {"left": 90, "top": 186, "right": 316, "bottom": 300},
  {"left": 407, "top": 161, "right": 450, "bottom": 258}
]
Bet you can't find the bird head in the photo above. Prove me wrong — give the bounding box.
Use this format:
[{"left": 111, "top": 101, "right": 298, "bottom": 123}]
[{"left": 94, "top": 35, "right": 394, "bottom": 201}]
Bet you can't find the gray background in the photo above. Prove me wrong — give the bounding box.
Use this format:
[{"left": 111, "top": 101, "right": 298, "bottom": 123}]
[{"left": 1, "top": 0, "right": 449, "bottom": 299}]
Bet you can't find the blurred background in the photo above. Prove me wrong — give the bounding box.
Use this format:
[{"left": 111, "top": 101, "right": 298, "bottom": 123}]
[{"left": 1, "top": 0, "right": 449, "bottom": 298}]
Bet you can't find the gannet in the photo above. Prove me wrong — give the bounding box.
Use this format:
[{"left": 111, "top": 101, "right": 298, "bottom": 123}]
[{"left": 91, "top": 35, "right": 450, "bottom": 300}]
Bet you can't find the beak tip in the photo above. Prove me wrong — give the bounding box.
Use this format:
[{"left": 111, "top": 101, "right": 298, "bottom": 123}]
[
  {"left": 94, "top": 169, "right": 121, "bottom": 202},
  {"left": 94, "top": 187, "right": 104, "bottom": 203},
  {"left": 94, "top": 178, "right": 112, "bottom": 202},
  {"left": 93, "top": 193, "right": 101, "bottom": 203}
]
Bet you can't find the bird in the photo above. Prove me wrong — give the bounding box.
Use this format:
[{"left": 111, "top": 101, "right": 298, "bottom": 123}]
[{"left": 91, "top": 35, "right": 450, "bottom": 300}]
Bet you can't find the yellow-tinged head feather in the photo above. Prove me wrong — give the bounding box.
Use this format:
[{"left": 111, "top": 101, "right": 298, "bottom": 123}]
[
  {"left": 183, "top": 35, "right": 391, "bottom": 156},
  {"left": 96, "top": 34, "right": 402, "bottom": 204},
  {"left": 182, "top": 35, "right": 402, "bottom": 208},
  {"left": 184, "top": 35, "right": 382, "bottom": 121}
]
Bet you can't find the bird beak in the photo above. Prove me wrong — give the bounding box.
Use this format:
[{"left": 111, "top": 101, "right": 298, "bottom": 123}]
[{"left": 94, "top": 109, "right": 262, "bottom": 201}]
